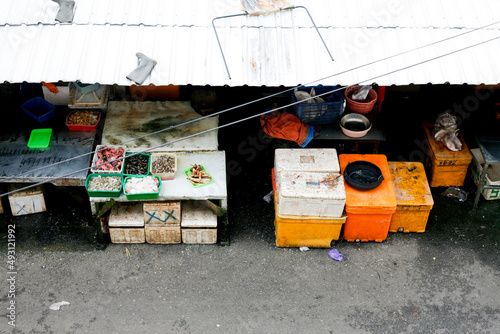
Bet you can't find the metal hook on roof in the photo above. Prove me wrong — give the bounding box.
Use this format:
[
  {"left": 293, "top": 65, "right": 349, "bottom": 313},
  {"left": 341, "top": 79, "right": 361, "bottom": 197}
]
[{"left": 212, "top": 6, "right": 334, "bottom": 80}]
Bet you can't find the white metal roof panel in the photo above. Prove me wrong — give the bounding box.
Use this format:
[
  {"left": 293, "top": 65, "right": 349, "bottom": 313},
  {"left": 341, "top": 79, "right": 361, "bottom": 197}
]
[{"left": 1, "top": 0, "right": 499, "bottom": 86}]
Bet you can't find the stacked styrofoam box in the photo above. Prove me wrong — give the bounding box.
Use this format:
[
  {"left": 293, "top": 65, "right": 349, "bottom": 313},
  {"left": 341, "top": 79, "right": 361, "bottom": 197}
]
[
  {"left": 274, "top": 149, "right": 346, "bottom": 217},
  {"left": 143, "top": 201, "right": 182, "bottom": 244},
  {"left": 181, "top": 200, "right": 217, "bottom": 244},
  {"left": 8, "top": 185, "right": 46, "bottom": 216},
  {"left": 109, "top": 203, "right": 145, "bottom": 243},
  {"left": 471, "top": 148, "right": 500, "bottom": 200}
]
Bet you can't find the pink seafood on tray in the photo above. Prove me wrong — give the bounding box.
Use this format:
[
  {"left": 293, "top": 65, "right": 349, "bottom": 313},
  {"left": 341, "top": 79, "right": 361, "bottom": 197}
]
[{"left": 94, "top": 146, "right": 125, "bottom": 171}]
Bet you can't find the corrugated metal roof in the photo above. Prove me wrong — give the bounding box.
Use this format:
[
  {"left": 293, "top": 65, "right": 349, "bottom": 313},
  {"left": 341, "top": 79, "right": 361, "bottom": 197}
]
[{"left": 1, "top": 0, "right": 499, "bottom": 86}]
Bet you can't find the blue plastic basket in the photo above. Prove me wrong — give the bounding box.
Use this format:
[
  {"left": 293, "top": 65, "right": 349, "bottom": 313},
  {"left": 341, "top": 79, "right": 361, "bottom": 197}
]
[
  {"left": 292, "top": 86, "right": 345, "bottom": 125},
  {"left": 22, "top": 97, "right": 55, "bottom": 123}
]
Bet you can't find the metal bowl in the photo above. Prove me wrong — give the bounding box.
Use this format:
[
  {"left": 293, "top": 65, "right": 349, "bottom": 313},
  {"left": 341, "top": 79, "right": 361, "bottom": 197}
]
[{"left": 339, "top": 113, "right": 372, "bottom": 138}]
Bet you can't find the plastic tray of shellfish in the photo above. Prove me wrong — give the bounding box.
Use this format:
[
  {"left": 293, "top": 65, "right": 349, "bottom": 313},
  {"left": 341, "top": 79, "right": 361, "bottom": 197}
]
[{"left": 150, "top": 153, "right": 177, "bottom": 180}]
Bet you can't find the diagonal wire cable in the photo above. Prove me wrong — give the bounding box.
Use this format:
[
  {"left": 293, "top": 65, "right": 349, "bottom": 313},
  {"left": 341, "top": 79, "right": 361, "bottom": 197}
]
[
  {"left": 1, "top": 34, "right": 499, "bottom": 198},
  {"left": 1, "top": 20, "right": 498, "bottom": 183}
]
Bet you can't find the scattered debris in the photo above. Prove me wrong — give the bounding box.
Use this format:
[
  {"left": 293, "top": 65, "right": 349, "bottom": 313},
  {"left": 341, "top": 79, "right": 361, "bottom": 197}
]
[
  {"left": 299, "top": 247, "right": 310, "bottom": 252},
  {"left": 49, "top": 301, "right": 70, "bottom": 311},
  {"left": 328, "top": 249, "right": 347, "bottom": 262},
  {"left": 441, "top": 187, "right": 468, "bottom": 202},
  {"left": 126, "top": 247, "right": 131, "bottom": 260},
  {"left": 263, "top": 190, "right": 273, "bottom": 203}
]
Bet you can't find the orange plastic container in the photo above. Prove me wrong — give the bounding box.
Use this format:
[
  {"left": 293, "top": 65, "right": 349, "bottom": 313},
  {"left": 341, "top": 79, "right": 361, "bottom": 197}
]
[
  {"left": 274, "top": 193, "right": 346, "bottom": 248},
  {"left": 339, "top": 154, "right": 397, "bottom": 242},
  {"left": 422, "top": 123, "right": 472, "bottom": 187},
  {"left": 388, "top": 161, "right": 434, "bottom": 233}
]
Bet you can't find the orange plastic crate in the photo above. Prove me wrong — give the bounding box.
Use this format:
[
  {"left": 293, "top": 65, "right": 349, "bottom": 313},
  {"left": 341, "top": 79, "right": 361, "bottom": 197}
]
[
  {"left": 388, "top": 161, "right": 434, "bottom": 233},
  {"left": 339, "top": 154, "right": 397, "bottom": 242},
  {"left": 274, "top": 193, "right": 346, "bottom": 248},
  {"left": 422, "top": 122, "right": 472, "bottom": 187}
]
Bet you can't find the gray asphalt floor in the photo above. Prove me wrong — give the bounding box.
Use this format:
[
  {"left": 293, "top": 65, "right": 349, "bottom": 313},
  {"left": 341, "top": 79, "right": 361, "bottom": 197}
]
[{"left": 1, "top": 163, "right": 499, "bottom": 334}]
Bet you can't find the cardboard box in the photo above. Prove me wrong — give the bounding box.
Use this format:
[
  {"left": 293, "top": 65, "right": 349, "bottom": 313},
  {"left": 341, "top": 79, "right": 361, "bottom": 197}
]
[
  {"left": 8, "top": 185, "right": 46, "bottom": 216},
  {"left": 143, "top": 201, "right": 181, "bottom": 225}
]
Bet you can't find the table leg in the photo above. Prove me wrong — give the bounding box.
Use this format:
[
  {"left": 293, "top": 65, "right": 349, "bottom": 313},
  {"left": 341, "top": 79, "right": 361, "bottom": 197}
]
[
  {"left": 219, "top": 198, "right": 229, "bottom": 246},
  {"left": 473, "top": 163, "right": 490, "bottom": 209}
]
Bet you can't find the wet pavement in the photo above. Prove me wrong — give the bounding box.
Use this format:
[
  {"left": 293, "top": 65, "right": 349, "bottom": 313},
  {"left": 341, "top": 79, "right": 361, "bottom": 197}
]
[{"left": 1, "top": 86, "right": 500, "bottom": 333}]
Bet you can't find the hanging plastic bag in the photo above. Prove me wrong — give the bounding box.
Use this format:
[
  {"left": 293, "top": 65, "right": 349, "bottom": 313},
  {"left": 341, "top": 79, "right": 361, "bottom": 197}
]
[
  {"left": 351, "top": 85, "right": 372, "bottom": 100},
  {"left": 441, "top": 187, "right": 468, "bottom": 202}
]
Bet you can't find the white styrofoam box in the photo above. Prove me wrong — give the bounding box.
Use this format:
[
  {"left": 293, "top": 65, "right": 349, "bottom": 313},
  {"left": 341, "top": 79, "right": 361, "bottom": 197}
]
[
  {"left": 181, "top": 201, "right": 218, "bottom": 228},
  {"left": 275, "top": 148, "right": 340, "bottom": 174},
  {"left": 8, "top": 185, "right": 46, "bottom": 216},
  {"left": 278, "top": 171, "right": 346, "bottom": 217},
  {"left": 471, "top": 148, "right": 500, "bottom": 200},
  {"left": 181, "top": 201, "right": 217, "bottom": 244},
  {"left": 145, "top": 225, "right": 181, "bottom": 244},
  {"left": 182, "top": 229, "right": 217, "bottom": 244},
  {"left": 109, "top": 203, "right": 145, "bottom": 227},
  {"left": 42, "top": 83, "right": 70, "bottom": 106},
  {"left": 143, "top": 201, "right": 181, "bottom": 226},
  {"left": 110, "top": 228, "right": 145, "bottom": 243}
]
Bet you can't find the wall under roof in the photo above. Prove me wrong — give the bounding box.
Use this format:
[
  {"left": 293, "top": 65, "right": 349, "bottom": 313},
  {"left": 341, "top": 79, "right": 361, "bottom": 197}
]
[{"left": 1, "top": 0, "right": 499, "bottom": 86}]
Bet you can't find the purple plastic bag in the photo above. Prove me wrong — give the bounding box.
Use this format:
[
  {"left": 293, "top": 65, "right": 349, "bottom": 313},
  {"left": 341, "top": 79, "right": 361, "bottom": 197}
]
[{"left": 328, "top": 249, "right": 347, "bottom": 262}]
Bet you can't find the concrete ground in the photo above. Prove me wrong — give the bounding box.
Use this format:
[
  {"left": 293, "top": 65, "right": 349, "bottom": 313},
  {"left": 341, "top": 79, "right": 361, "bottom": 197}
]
[{"left": 1, "top": 86, "right": 500, "bottom": 333}]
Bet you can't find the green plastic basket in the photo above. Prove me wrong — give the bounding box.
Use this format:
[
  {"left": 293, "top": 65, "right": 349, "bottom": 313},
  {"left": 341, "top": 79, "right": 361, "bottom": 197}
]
[
  {"left": 27, "top": 128, "right": 52, "bottom": 149},
  {"left": 85, "top": 174, "right": 123, "bottom": 197},
  {"left": 124, "top": 175, "right": 161, "bottom": 200},
  {"left": 184, "top": 165, "right": 214, "bottom": 187}
]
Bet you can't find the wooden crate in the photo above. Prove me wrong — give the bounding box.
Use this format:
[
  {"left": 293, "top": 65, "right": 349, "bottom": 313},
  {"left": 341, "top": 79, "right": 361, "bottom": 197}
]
[
  {"left": 145, "top": 225, "right": 181, "bottom": 244},
  {"left": 143, "top": 201, "right": 181, "bottom": 226},
  {"left": 8, "top": 185, "right": 46, "bottom": 216},
  {"left": 181, "top": 201, "right": 217, "bottom": 244},
  {"left": 109, "top": 228, "right": 145, "bottom": 243}
]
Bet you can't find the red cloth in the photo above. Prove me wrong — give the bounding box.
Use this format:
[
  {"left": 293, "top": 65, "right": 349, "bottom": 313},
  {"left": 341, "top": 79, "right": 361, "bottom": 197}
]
[
  {"left": 41, "top": 82, "right": 58, "bottom": 93},
  {"left": 260, "top": 110, "right": 310, "bottom": 146}
]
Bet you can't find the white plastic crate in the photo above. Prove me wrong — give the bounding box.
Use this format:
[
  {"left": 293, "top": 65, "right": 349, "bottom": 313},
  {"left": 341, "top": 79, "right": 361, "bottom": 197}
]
[
  {"left": 471, "top": 148, "right": 500, "bottom": 200},
  {"left": 278, "top": 171, "right": 346, "bottom": 217}
]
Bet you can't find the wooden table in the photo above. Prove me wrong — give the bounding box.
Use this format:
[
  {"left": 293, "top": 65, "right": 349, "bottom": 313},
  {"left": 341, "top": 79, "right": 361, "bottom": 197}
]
[
  {"left": 101, "top": 101, "right": 219, "bottom": 152},
  {"left": 313, "top": 122, "right": 386, "bottom": 153},
  {"left": 0, "top": 110, "right": 96, "bottom": 187},
  {"left": 94, "top": 102, "right": 229, "bottom": 244}
]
